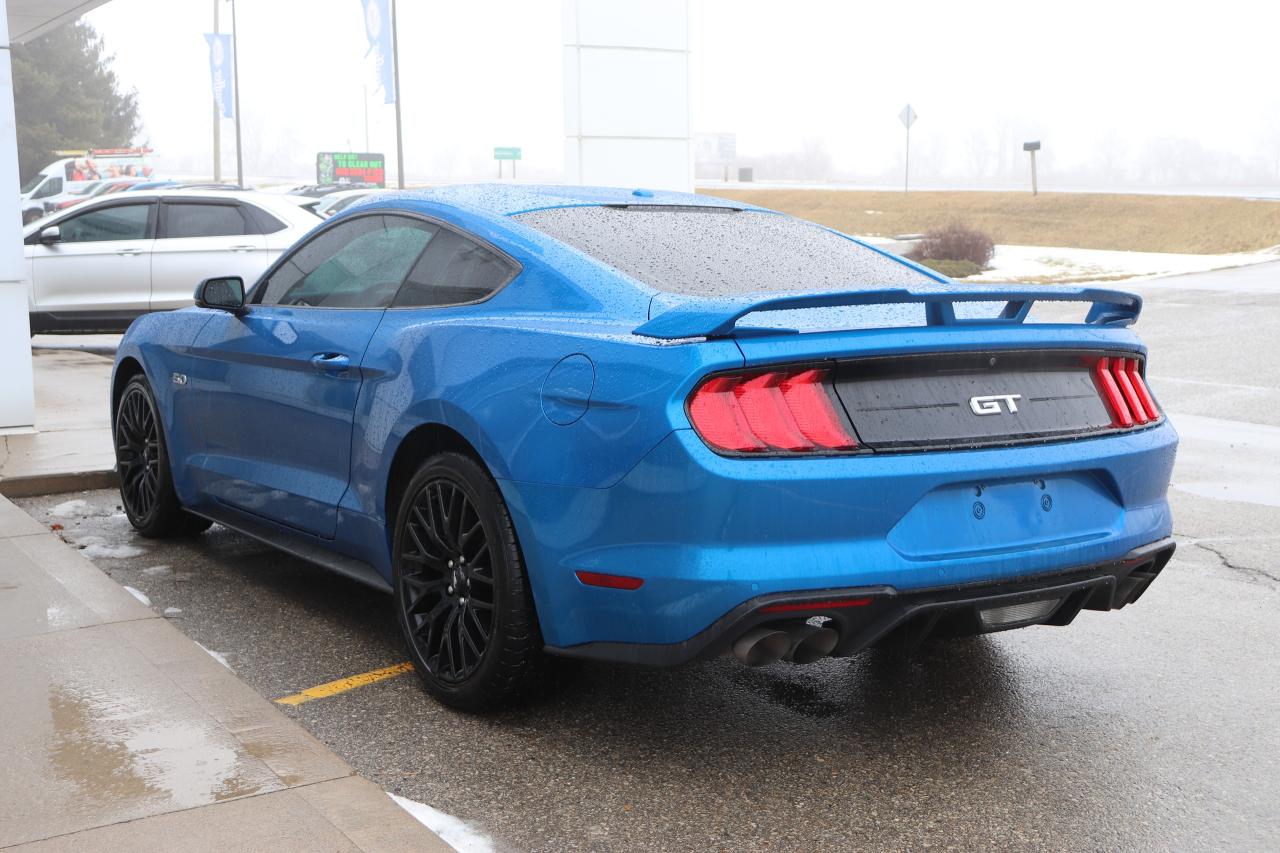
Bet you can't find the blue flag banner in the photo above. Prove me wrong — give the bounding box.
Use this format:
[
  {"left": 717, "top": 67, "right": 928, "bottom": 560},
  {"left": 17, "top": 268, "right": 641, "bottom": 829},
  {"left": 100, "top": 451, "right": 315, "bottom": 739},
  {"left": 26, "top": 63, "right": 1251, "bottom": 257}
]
[
  {"left": 204, "top": 33, "right": 234, "bottom": 119},
  {"left": 361, "top": 0, "right": 395, "bottom": 105}
]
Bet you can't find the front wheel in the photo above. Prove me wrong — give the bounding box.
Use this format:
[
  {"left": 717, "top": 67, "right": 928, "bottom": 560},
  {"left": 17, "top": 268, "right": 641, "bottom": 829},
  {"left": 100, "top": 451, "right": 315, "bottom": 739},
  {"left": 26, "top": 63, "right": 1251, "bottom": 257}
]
[
  {"left": 392, "top": 452, "right": 544, "bottom": 711},
  {"left": 115, "top": 375, "right": 212, "bottom": 538}
]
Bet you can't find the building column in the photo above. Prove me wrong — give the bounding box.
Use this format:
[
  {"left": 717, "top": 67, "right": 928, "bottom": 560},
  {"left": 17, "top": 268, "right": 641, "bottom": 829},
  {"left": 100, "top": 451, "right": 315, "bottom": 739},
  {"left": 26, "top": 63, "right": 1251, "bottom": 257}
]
[
  {"left": 0, "top": 0, "right": 36, "bottom": 432},
  {"left": 562, "top": 0, "right": 692, "bottom": 192}
]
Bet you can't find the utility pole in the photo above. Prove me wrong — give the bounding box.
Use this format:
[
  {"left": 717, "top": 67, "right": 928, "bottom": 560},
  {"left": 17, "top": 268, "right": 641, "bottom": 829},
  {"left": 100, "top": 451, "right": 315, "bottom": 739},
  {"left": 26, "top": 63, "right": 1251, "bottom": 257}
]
[
  {"left": 1023, "top": 140, "right": 1041, "bottom": 196},
  {"left": 212, "top": 0, "right": 220, "bottom": 181},
  {"left": 391, "top": 0, "right": 405, "bottom": 188},
  {"left": 230, "top": 0, "right": 244, "bottom": 188}
]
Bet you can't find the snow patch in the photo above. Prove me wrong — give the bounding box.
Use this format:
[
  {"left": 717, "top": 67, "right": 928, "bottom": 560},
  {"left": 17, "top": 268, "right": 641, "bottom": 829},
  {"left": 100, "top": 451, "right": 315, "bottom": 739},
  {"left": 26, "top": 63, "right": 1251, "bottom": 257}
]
[
  {"left": 123, "top": 586, "right": 151, "bottom": 606},
  {"left": 143, "top": 565, "right": 172, "bottom": 576},
  {"left": 195, "top": 642, "right": 231, "bottom": 670},
  {"left": 387, "top": 793, "right": 495, "bottom": 853},
  {"left": 971, "top": 244, "right": 1276, "bottom": 285},
  {"left": 163, "top": 607, "right": 183, "bottom": 617},
  {"left": 80, "top": 542, "right": 146, "bottom": 559},
  {"left": 51, "top": 499, "right": 88, "bottom": 518}
]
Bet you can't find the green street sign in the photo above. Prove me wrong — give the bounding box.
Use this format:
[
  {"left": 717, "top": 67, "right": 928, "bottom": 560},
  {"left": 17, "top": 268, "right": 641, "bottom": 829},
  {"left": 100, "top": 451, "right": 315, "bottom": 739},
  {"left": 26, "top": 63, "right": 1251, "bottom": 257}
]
[{"left": 493, "top": 146, "right": 522, "bottom": 161}]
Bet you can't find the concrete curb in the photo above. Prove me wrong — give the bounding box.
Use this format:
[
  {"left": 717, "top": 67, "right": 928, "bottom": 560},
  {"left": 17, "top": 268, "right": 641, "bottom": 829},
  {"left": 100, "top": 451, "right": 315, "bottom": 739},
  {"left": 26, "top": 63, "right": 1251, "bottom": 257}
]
[
  {"left": 0, "top": 469, "right": 118, "bottom": 499},
  {"left": 0, "top": 494, "right": 450, "bottom": 852}
]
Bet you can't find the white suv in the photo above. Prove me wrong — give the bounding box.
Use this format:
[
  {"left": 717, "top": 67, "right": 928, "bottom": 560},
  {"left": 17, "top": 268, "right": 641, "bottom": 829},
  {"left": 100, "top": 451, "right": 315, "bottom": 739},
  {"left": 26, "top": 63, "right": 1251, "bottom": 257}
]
[{"left": 22, "top": 189, "right": 319, "bottom": 334}]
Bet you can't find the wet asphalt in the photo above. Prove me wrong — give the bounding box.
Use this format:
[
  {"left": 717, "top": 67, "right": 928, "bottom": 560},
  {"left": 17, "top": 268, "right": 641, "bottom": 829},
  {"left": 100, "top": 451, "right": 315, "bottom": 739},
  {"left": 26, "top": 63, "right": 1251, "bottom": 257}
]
[{"left": 18, "top": 264, "right": 1280, "bottom": 852}]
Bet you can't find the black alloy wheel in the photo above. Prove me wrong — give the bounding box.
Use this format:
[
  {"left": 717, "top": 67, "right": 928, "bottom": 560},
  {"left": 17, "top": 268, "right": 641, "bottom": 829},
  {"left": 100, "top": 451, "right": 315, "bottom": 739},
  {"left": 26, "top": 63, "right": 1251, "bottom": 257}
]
[
  {"left": 393, "top": 452, "right": 544, "bottom": 710},
  {"left": 114, "top": 375, "right": 212, "bottom": 538},
  {"left": 116, "top": 382, "right": 161, "bottom": 521},
  {"left": 400, "top": 477, "right": 496, "bottom": 683}
]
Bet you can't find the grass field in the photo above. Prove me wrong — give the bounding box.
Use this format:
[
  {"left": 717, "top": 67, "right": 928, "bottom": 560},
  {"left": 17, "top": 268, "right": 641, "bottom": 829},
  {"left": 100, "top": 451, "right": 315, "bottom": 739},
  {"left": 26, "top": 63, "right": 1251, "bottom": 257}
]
[{"left": 698, "top": 188, "right": 1280, "bottom": 254}]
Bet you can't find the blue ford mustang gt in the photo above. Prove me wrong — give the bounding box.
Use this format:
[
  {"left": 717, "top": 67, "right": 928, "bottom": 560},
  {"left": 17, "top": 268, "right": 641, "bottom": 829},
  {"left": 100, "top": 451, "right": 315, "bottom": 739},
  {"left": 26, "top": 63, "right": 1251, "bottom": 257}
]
[{"left": 111, "top": 184, "right": 1177, "bottom": 709}]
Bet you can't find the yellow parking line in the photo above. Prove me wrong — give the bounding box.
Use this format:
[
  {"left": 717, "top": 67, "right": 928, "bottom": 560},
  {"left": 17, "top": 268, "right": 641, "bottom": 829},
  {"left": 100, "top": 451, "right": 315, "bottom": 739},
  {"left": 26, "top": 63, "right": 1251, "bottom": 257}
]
[{"left": 274, "top": 662, "right": 415, "bottom": 706}]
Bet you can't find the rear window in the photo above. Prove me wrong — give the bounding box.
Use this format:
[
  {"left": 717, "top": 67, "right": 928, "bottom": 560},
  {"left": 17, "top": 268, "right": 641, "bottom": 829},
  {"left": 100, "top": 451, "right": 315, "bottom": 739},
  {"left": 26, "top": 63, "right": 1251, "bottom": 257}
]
[{"left": 514, "top": 206, "right": 935, "bottom": 296}]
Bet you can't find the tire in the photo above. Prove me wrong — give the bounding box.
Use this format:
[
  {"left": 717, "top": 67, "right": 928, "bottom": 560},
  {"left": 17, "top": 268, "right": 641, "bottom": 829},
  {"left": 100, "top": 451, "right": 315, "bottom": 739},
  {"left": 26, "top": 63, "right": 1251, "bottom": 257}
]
[
  {"left": 392, "top": 452, "right": 544, "bottom": 711},
  {"left": 115, "top": 375, "right": 212, "bottom": 538}
]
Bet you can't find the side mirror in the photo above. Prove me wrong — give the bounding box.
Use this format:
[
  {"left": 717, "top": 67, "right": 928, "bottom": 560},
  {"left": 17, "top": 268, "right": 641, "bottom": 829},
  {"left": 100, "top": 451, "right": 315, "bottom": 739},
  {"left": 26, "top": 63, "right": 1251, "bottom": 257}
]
[
  {"left": 38, "top": 225, "right": 61, "bottom": 244},
  {"left": 194, "top": 276, "right": 247, "bottom": 313}
]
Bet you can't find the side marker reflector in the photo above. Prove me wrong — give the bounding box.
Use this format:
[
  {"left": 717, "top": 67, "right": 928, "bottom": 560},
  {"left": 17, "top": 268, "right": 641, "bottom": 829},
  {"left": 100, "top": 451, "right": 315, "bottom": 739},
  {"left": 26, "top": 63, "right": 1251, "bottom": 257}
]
[
  {"left": 575, "top": 570, "right": 644, "bottom": 590},
  {"left": 759, "top": 597, "right": 873, "bottom": 614}
]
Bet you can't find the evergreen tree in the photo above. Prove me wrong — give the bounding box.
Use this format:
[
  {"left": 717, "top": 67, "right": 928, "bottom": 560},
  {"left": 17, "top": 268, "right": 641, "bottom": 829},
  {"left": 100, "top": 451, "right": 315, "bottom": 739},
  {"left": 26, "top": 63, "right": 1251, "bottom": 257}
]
[{"left": 12, "top": 20, "right": 141, "bottom": 182}]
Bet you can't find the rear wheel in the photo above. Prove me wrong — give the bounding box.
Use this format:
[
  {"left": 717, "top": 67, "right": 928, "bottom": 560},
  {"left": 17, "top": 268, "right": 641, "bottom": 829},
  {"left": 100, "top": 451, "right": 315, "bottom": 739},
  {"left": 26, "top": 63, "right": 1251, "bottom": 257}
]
[
  {"left": 392, "top": 452, "right": 544, "bottom": 711},
  {"left": 115, "top": 375, "right": 212, "bottom": 538}
]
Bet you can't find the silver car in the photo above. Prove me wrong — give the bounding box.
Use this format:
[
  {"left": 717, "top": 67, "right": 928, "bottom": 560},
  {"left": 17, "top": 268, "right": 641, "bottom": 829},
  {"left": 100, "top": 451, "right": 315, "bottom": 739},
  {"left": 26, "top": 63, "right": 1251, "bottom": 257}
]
[{"left": 23, "top": 189, "right": 319, "bottom": 334}]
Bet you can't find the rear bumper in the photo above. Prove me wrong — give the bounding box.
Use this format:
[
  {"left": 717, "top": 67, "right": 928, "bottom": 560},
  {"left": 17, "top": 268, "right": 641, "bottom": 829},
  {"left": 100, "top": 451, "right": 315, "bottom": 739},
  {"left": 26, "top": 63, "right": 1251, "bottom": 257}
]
[
  {"left": 549, "top": 538, "right": 1175, "bottom": 665},
  {"left": 502, "top": 421, "right": 1178, "bottom": 651}
]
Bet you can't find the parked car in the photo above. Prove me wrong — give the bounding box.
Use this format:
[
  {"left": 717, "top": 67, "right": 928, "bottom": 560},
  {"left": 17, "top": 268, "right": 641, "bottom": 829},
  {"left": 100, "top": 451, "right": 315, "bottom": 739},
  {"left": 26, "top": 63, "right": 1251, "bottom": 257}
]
[
  {"left": 110, "top": 184, "right": 1177, "bottom": 710},
  {"left": 285, "top": 182, "right": 381, "bottom": 199},
  {"left": 49, "top": 178, "right": 145, "bottom": 212},
  {"left": 313, "top": 188, "right": 386, "bottom": 218},
  {"left": 24, "top": 189, "right": 320, "bottom": 334},
  {"left": 19, "top": 148, "right": 157, "bottom": 222}
]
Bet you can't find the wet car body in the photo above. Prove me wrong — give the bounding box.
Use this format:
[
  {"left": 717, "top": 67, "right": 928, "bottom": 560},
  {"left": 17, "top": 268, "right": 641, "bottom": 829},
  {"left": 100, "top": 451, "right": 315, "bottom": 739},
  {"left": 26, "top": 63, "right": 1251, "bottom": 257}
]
[{"left": 111, "top": 184, "right": 1176, "bottom": 682}]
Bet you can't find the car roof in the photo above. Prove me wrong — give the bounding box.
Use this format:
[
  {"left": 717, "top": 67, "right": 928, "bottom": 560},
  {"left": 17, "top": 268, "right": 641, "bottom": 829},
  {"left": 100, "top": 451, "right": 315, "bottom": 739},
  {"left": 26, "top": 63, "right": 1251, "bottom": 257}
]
[
  {"left": 364, "top": 183, "right": 769, "bottom": 218},
  {"left": 21, "top": 188, "right": 320, "bottom": 236}
]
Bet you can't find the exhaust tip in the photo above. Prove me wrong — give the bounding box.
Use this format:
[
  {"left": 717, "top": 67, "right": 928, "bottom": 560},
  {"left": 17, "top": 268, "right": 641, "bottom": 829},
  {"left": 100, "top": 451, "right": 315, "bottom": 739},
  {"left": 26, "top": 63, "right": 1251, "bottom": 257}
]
[
  {"left": 786, "top": 625, "right": 839, "bottom": 664},
  {"left": 732, "top": 627, "right": 792, "bottom": 666}
]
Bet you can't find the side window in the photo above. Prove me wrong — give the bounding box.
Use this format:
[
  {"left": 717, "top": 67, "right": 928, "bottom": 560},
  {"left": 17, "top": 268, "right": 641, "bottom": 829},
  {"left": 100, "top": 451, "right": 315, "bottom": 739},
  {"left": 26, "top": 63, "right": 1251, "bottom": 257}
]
[
  {"left": 242, "top": 204, "right": 287, "bottom": 234},
  {"left": 257, "top": 215, "right": 435, "bottom": 308},
  {"left": 163, "top": 203, "right": 249, "bottom": 238},
  {"left": 34, "top": 177, "right": 63, "bottom": 199},
  {"left": 58, "top": 204, "right": 152, "bottom": 243},
  {"left": 392, "top": 228, "right": 514, "bottom": 308}
]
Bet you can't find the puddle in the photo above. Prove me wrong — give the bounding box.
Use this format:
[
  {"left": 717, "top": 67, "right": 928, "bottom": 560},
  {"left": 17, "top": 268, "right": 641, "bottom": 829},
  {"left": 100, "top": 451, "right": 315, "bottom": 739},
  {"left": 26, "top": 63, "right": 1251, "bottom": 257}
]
[{"left": 48, "top": 683, "right": 272, "bottom": 809}]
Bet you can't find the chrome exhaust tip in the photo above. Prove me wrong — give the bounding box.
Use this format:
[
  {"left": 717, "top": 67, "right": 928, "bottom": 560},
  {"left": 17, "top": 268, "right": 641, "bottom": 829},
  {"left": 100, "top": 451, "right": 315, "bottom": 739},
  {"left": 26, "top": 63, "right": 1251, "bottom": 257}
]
[
  {"left": 785, "top": 625, "right": 839, "bottom": 664},
  {"left": 732, "top": 627, "right": 792, "bottom": 666}
]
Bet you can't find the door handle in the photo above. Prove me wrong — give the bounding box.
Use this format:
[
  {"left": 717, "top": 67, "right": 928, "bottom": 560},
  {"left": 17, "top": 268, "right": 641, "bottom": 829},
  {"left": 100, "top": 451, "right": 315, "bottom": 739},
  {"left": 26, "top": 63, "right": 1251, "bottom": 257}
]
[
  {"left": 116, "top": 247, "right": 142, "bottom": 256},
  {"left": 309, "top": 352, "right": 351, "bottom": 373},
  {"left": 228, "top": 244, "right": 258, "bottom": 252}
]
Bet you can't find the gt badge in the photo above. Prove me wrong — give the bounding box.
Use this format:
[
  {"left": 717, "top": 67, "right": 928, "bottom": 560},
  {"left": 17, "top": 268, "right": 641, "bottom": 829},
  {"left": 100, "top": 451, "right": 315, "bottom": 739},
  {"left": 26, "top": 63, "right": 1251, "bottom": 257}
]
[{"left": 969, "top": 393, "right": 1021, "bottom": 415}]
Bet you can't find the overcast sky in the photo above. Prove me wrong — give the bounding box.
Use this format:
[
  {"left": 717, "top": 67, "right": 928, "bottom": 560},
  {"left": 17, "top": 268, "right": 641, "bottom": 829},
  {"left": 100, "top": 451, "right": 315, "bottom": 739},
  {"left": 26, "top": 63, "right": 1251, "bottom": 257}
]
[{"left": 85, "top": 0, "right": 1280, "bottom": 189}]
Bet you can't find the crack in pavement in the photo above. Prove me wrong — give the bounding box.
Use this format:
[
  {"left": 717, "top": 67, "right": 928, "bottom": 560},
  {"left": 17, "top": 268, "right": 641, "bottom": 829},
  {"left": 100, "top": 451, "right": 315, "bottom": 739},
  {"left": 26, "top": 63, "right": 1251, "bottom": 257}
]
[{"left": 1192, "top": 541, "right": 1280, "bottom": 587}]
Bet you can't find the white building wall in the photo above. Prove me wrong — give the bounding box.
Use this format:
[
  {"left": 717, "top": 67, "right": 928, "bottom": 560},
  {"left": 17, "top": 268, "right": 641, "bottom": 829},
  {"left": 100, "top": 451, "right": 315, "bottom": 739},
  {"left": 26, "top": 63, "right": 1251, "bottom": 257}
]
[
  {"left": 0, "top": 0, "right": 36, "bottom": 431},
  {"left": 562, "top": 0, "right": 692, "bottom": 191}
]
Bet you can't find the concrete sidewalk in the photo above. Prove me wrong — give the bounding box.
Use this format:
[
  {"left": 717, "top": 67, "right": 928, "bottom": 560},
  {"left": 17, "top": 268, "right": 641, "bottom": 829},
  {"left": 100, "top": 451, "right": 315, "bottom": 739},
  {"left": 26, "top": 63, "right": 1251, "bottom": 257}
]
[
  {"left": 0, "top": 348, "right": 116, "bottom": 498},
  {"left": 0, "top": 494, "right": 448, "bottom": 852}
]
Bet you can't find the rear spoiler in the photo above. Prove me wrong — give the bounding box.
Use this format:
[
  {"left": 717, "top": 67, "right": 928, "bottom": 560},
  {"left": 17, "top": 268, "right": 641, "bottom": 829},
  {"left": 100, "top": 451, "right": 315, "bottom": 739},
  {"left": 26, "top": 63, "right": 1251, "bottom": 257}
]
[{"left": 633, "top": 286, "right": 1143, "bottom": 340}]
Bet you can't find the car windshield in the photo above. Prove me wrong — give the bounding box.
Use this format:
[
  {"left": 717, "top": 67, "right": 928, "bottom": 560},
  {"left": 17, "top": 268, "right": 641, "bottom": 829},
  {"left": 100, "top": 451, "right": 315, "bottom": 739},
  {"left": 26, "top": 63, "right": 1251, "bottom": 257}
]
[
  {"left": 21, "top": 174, "right": 45, "bottom": 193},
  {"left": 514, "top": 206, "right": 934, "bottom": 297}
]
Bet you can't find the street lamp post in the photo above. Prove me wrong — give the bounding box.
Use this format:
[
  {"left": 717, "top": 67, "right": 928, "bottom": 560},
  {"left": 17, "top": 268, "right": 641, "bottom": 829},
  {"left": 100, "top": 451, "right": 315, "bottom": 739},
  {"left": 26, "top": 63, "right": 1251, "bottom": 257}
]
[
  {"left": 230, "top": 0, "right": 244, "bottom": 188},
  {"left": 391, "top": 0, "right": 404, "bottom": 188},
  {"left": 212, "top": 0, "right": 220, "bottom": 182}
]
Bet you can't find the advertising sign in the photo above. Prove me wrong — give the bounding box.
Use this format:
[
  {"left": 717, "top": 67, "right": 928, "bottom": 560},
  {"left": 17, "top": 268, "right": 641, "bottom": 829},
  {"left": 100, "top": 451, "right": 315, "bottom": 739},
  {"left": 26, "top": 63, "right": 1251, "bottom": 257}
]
[
  {"left": 317, "top": 152, "right": 386, "bottom": 186},
  {"left": 493, "top": 147, "right": 522, "bottom": 161},
  {"left": 204, "top": 33, "right": 235, "bottom": 119},
  {"left": 62, "top": 147, "right": 155, "bottom": 181},
  {"left": 360, "top": 0, "right": 396, "bottom": 104}
]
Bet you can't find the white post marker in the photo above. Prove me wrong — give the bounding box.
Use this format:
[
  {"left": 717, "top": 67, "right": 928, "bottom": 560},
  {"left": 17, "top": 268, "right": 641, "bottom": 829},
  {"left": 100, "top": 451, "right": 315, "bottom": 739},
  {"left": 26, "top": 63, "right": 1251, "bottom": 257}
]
[
  {"left": 899, "top": 103, "right": 917, "bottom": 193},
  {"left": 1023, "top": 140, "right": 1041, "bottom": 195}
]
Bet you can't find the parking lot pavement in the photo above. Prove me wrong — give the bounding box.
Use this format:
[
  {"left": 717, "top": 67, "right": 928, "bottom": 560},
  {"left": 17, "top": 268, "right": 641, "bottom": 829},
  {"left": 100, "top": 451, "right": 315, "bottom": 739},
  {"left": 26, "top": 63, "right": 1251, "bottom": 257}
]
[{"left": 17, "top": 264, "right": 1280, "bottom": 851}]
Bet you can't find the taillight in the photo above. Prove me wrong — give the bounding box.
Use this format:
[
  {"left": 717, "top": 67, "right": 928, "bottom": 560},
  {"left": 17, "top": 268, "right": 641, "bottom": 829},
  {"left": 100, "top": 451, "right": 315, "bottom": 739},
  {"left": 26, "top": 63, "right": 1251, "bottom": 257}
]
[
  {"left": 1093, "top": 355, "right": 1160, "bottom": 428},
  {"left": 1124, "top": 359, "right": 1161, "bottom": 421},
  {"left": 688, "top": 368, "right": 857, "bottom": 454}
]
